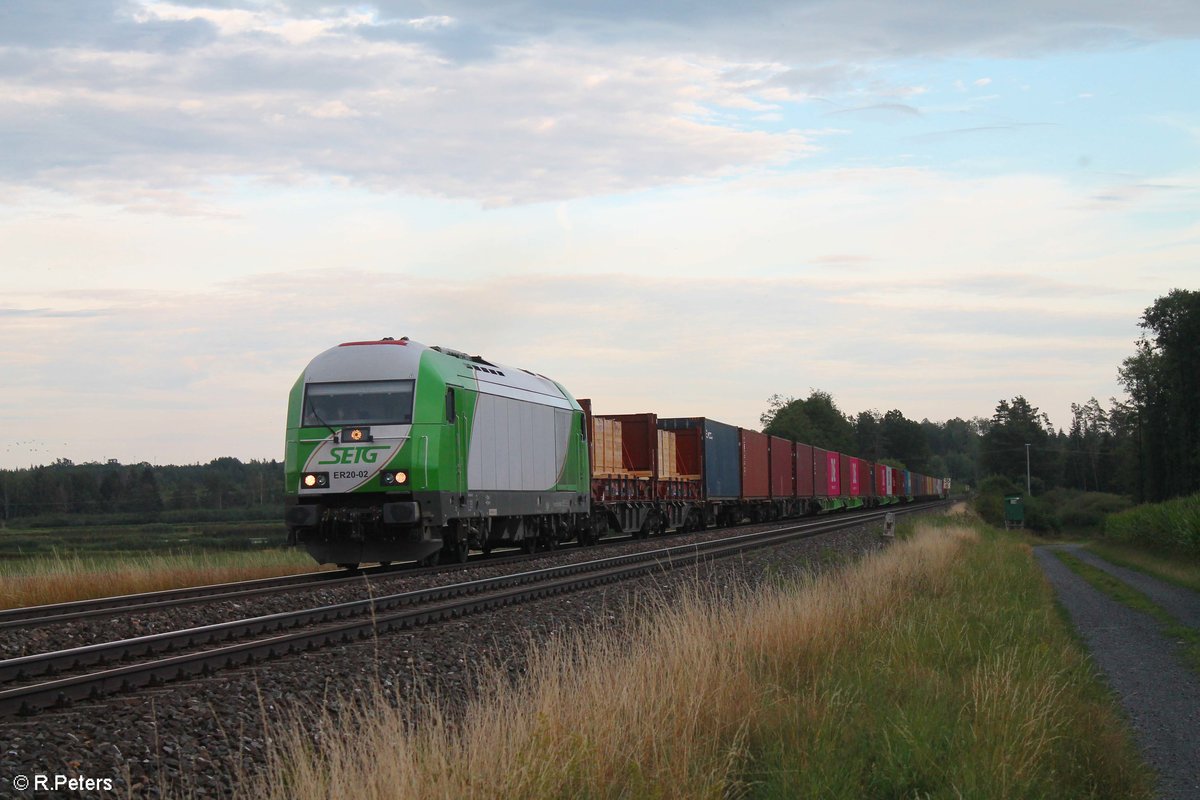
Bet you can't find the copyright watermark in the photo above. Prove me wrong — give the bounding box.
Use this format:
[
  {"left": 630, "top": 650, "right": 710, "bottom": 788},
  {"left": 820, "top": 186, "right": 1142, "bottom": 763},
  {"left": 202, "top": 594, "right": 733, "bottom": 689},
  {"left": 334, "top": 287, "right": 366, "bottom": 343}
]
[{"left": 11, "top": 774, "right": 114, "bottom": 793}]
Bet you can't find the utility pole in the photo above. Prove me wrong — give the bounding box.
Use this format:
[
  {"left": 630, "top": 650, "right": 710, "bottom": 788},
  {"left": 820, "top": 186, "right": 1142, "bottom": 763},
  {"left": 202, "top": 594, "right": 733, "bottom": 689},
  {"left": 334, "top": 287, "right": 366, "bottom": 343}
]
[{"left": 1025, "top": 443, "right": 1032, "bottom": 496}]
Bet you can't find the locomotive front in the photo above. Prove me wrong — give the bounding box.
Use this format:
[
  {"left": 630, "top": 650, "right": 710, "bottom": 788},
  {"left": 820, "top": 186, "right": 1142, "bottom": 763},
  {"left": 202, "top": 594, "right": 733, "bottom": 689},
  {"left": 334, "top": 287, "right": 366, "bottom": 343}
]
[{"left": 284, "top": 337, "right": 440, "bottom": 567}]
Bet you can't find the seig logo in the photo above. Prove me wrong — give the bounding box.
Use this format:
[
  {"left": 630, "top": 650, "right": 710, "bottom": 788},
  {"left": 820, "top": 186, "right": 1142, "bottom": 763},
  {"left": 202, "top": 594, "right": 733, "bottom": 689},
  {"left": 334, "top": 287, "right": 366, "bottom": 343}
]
[{"left": 318, "top": 446, "right": 391, "bottom": 465}]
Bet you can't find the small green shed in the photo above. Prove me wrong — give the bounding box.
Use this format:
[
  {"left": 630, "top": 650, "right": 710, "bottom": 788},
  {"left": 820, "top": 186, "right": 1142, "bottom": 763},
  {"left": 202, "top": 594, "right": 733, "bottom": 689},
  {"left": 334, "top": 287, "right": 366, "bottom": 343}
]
[{"left": 1003, "top": 495, "right": 1025, "bottom": 529}]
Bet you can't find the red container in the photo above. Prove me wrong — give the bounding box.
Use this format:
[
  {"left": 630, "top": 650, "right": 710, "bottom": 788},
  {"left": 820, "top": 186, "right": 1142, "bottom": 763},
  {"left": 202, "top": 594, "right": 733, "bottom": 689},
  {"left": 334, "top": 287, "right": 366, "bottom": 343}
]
[
  {"left": 826, "top": 450, "right": 842, "bottom": 496},
  {"left": 740, "top": 428, "right": 770, "bottom": 499},
  {"left": 875, "top": 462, "right": 888, "bottom": 497},
  {"left": 671, "top": 426, "right": 703, "bottom": 478},
  {"left": 842, "top": 454, "right": 861, "bottom": 497},
  {"left": 600, "top": 413, "right": 658, "bottom": 475},
  {"left": 768, "top": 436, "right": 794, "bottom": 498},
  {"left": 795, "top": 443, "right": 815, "bottom": 498},
  {"left": 813, "top": 447, "right": 829, "bottom": 497},
  {"left": 891, "top": 467, "right": 901, "bottom": 496}
]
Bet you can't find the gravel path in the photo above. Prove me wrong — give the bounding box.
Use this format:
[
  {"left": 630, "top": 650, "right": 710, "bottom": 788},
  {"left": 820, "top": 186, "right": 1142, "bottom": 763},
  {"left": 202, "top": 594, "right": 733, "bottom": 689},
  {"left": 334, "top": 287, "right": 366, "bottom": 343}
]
[
  {"left": 1059, "top": 544, "right": 1200, "bottom": 631},
  {"left": 1034, "top": 547, "right": 1200, "bottom": 800},
  {"left": 0, "top": 517, "right": 902, "bottom": 799}
]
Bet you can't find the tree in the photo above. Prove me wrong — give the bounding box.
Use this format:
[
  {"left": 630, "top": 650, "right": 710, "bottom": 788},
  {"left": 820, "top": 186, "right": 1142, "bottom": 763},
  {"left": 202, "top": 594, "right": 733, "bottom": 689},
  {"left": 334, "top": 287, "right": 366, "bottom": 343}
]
[
  {"left": 1064, "top": 398, "right": 1110, "bottom": 492},
  {"left": 982, "top": 396, "right": 1056, "bottom": 490},
  {"left": 854, "top": 410, "right": 883, "bottom": 461},
  {"left": 880, "top": 410, "right": 931, "bottom": 472},
  {"left": 1119, "top": 289, "right": 1200, "bottom": 500},
  {"left": 761, "top": 391, "right": 855, "bottom": 452}
]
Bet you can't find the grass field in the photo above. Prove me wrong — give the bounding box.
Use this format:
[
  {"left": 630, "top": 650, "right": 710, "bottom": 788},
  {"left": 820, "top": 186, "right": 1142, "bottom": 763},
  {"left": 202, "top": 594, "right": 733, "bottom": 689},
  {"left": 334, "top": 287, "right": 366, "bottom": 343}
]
[
  {"left": 0, "top": 548, "right": 323, "bottom": 610},
  {"left": 0, "top": 520, "right": 287, "bottom": 560},
  {"left": 258, "top": 513, "right": 1150, "bottom": 799}
]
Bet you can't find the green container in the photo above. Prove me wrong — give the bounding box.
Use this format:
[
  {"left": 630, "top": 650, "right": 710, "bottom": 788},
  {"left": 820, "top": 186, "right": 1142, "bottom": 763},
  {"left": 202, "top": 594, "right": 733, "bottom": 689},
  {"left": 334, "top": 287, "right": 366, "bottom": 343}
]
[{"left": 1004, "top": 495, "right": 1025, "bottom": 524}]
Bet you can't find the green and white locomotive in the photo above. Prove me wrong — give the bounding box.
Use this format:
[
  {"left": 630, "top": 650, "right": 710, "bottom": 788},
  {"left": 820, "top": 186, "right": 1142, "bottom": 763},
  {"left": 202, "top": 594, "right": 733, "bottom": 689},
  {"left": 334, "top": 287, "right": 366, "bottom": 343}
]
[{"left": 284, "top": 337, "right": 591, "bottom": 567}]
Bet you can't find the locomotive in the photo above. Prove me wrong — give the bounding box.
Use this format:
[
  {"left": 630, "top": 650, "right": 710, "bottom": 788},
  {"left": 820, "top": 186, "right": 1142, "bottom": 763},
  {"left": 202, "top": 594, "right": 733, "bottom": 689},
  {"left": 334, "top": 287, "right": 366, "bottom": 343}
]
[{"left": 284, "top": 337, "right": 948, "bottom": 568}]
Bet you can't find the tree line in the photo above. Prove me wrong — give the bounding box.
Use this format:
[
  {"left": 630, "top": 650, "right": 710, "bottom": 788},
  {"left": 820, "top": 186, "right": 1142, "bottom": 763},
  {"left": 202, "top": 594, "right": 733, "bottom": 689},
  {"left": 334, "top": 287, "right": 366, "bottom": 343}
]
[
  {"left": 760, "top": 288, "right": 1199, "bottom": 504},
  {"left": 0, "top": 457, "right": 284, "bottom": 526}
]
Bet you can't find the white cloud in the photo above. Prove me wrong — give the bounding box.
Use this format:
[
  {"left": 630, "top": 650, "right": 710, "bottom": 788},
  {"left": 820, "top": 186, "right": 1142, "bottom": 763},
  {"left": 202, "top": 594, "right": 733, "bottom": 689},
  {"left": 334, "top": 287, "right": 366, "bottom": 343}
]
[
  {"left": 3, "top": 165, "right": 1197, "bottom": 465},
  {"left": 0, "top": 34, "right": 813, "bottom": 207}
]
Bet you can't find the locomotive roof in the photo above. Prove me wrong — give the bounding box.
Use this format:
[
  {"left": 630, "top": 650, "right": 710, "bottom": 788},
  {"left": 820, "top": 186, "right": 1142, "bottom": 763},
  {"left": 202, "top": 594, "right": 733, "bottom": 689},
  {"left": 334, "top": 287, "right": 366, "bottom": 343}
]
[{"left": 305, "top": 338, "right": 575, "bottom": 406}]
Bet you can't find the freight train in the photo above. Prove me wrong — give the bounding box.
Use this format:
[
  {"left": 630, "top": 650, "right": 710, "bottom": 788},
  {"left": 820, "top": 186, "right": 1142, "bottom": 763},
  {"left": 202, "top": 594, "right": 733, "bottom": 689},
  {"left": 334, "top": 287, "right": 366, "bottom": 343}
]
[{"left": 284, "top": 338, "right": 948, "bottom": 567}]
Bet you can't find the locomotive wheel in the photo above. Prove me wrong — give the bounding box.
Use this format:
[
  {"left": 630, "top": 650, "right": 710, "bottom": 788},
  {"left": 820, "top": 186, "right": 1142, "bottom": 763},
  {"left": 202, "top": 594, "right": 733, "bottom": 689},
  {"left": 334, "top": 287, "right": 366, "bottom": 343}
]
[{"left": 441, "top": 535, "right": 469, "bottom": 564}]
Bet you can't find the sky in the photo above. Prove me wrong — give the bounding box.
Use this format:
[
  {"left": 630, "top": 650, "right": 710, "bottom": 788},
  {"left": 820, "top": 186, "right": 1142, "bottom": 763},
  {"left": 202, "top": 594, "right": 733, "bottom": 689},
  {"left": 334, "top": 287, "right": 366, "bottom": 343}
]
[{"left": 1, "top": 0, "right": 1197, "bottom": 468}]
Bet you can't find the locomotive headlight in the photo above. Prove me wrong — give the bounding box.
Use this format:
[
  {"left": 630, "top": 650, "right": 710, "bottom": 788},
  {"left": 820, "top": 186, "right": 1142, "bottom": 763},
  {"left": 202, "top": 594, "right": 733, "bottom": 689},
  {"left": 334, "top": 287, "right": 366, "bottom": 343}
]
[
  {"left": 381, "top": 470, "right": 408, "bottom": 486},
  {"left": 301, "top": 472, "right": 329, "bottom": 489}
]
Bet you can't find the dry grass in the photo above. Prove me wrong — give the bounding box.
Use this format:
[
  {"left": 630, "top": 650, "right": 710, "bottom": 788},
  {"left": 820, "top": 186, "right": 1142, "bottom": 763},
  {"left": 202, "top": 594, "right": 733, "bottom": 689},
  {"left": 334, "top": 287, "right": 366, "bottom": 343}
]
[
  {"left": 0, "top": 550, "right": 323, "bottom": 610},
  {"left": 256, "top": 517, "right": 1150, "bottom": 799}
]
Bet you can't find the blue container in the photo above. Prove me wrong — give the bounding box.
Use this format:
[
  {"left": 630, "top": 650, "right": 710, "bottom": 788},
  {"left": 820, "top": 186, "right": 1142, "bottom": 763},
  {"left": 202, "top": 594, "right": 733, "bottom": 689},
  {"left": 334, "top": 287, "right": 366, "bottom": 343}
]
[
  {"left": 903, "top": 470, "right": 912, "bottom": 496},
  {"left": 659, "top": 417, "right": 742, "bottom": 499}
]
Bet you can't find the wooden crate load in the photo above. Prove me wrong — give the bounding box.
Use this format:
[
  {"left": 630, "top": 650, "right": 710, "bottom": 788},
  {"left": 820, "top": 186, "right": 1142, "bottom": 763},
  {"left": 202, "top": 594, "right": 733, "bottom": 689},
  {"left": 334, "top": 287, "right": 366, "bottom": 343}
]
[
  {"left": 658, "top": 429, "right": 678, "bottom": 479},
  {"left": 591, "top": 417, "right": 626, "bottom": 476}
]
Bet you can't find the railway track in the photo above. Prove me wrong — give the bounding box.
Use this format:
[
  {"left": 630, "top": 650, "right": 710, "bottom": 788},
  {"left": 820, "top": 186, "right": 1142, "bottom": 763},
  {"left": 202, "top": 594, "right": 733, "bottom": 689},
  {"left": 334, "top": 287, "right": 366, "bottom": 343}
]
[
  {"left": 0, "top": 503, "right": 921, "bottom": 630},
  {"left": 0, "top": 503, "right": 942, "bottom": 717}
]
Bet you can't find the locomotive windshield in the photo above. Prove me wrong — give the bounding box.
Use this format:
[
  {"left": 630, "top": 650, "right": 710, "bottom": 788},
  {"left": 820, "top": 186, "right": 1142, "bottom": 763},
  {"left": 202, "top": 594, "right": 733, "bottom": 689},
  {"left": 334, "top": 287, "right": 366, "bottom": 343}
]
[{"left": 302, "top": 380, "right": 415, "bottom": 427}]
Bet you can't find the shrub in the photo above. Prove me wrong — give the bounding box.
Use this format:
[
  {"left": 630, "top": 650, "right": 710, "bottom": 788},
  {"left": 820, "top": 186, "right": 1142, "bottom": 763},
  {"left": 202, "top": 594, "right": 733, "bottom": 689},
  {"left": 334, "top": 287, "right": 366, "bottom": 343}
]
[{"left": 1102, "top": 494, "right": 1200, "bottom": 555}]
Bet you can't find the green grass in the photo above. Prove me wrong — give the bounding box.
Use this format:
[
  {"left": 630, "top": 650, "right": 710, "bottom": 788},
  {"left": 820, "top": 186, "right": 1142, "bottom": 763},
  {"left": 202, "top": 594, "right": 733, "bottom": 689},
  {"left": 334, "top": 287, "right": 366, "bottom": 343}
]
[
  {"left": 0, "top": 520, "right": 287, "bottom": 560},
  {"left": 258, "top": 514, "right": 1152, "bottom": 800},
  {"left": 1085, "top": 541, "right": 1200, "bottom": 593},
  {"left": 1054, "top": 550, "right": 1200, "bottom": 676},
  {"left": 744, "top": 519, "right": 1149, "bottom": 799}
]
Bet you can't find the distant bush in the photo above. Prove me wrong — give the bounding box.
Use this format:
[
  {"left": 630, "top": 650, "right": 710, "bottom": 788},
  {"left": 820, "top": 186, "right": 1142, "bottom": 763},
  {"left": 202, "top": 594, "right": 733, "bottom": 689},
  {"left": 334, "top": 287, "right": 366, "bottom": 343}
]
[
  {"left": 969, "top": 478, "right": 1130, "bottom": 534},
  {"left": 972, "top": 475, "right": 1016, "bottom": 526},
  {"left": 1039, "top": 489, "right": 1132, "bottom": 532},
  {"left": 973, "top": 493, "right": 1004, "bottom": 526},
  {"left": 1024, "top": 496, "right": 1061, "bottom": 534},
  {"left": 978, "top": 475, "right": 1020, "bottom": 496},
  {"left": 1102, "top": 494, "right": 1200, "bottom": 555}
]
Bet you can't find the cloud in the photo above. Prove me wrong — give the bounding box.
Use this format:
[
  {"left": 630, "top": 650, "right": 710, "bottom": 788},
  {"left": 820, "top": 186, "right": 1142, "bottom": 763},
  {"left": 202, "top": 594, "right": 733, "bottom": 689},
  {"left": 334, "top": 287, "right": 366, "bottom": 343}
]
[
  {"left": 0, "top": 32, "right": 812, "bottom": 206},
  {"left": 828, "top": 102, "right": 922, "bottom": 118},
  {"left": 0, "top": 307, "right": 110, "bottom": 318},
  {"left": 2, "top": 0, "right": 1195, "bottom": 209},
  {"left": 0, "top": 236, "right": 1174, "bottom": 466}
]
